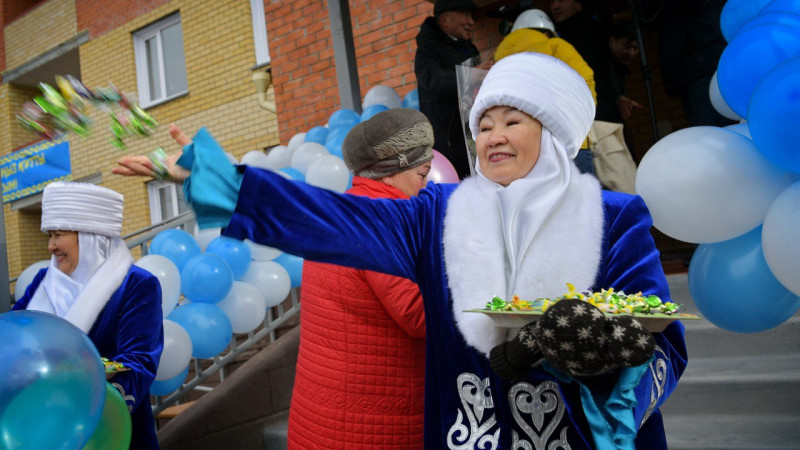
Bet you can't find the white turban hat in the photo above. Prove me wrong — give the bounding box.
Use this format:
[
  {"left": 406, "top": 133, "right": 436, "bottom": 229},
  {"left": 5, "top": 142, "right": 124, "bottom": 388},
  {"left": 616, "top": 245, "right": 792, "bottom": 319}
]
[
  {"left": 41, "top": 182, "right": 124, "bottom": 238},
  {"left": 468, "top": 52, "right": 595, "bottom": 159}
]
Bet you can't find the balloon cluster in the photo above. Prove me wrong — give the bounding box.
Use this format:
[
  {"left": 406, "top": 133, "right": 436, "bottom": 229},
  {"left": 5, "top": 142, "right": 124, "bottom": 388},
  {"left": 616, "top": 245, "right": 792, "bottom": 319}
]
[
  {"left": 16, "top": 75, "right": 158, "bottom": 150},
  {"left": 636, "top": 0, "right": 800, "bottom": 333},
  {"left": 134, "top": 227, "right": 295, "bottom": 396},
  {"left": 0, "top": 310, "right": 131, "bottom": 449},
  {"left": 238, "top": 85, "right": 459, "bottom": 192}
]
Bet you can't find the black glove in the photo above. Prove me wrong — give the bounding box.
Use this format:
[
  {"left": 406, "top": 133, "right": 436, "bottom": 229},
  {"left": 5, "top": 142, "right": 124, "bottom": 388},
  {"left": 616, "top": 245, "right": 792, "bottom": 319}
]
[{"left": 490, "top": 299, "right": 655, "bottom": 380}]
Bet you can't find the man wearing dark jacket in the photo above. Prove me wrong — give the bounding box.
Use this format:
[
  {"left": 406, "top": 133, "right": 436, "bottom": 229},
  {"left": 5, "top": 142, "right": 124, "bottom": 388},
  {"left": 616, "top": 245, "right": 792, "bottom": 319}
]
[{"left": 415, "top": 0, "right": 490, "bottom": 179}]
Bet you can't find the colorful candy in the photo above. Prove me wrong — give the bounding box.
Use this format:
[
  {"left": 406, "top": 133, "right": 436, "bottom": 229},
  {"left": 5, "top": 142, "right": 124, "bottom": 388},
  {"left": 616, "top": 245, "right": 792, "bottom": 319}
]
[
  {"left": 485, "top": 283, "right": 681, "bottom": 315},
  {"left": 16, "top": 76, "right": 158, "bottom": 150}
]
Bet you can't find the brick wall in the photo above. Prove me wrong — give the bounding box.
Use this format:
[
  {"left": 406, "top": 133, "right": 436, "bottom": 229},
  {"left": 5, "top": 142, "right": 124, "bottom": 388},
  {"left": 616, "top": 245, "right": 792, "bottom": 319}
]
[
  {"left": 74, "top": 0, "right": 279, "bottom": 236},
  {"left": 76, "top": 0, "right": 172, "bottom": 39},
  {"left": 4, "top": 0, "right": 77, "bottom": 69},
  {"left": 268, "top": 0, "right": 441, "bottom": 144}
]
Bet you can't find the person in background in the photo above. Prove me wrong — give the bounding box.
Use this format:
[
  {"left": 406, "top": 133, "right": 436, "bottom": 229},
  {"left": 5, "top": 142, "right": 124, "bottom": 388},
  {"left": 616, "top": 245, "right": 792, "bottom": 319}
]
[
  {"left": 415, "top": 0, "right": 492, "bottom": 180},
  {"left": 151, "top": 52, "right": 686, "bottom": 449},
  {"left": 658, "top": 0, "right": 734, "bottom": 127},
  {"left": 606, "top": 20, "right": 644, "bottom": 123},
  {"left": 288, "top": 109, "right": 431, "bottom": 449},
  {"left": 550, "top": 0, "right": 618, "bottom": 175},
  {"left": 14, "top": 181, "right": 164, "bottom": 450},
  {"left": 493, "top": 8, "right": 598, "bottom": 171}
]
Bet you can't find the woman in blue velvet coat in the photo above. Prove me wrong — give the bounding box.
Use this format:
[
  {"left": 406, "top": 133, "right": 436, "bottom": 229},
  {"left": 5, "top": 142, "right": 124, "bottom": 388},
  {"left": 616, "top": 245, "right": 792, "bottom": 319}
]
[
  {"left": 116, "top": 52, "right": 687, "bottom": 450},
  {"left": 14, "top": 181, "right": 163, "bottom": 450}
]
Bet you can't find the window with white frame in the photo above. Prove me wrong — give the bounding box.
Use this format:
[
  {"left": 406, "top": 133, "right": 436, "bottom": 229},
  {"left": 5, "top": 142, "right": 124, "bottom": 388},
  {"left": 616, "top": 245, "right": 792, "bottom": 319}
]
[
  {"left": 134, "top": 13, "right": 188, "bottom": 108},
  {"left": 147, "top": 180, "right": 193, "bottom": 230},
  {"left": 250, "top": 0, "right": 270, "bottom": 66}
]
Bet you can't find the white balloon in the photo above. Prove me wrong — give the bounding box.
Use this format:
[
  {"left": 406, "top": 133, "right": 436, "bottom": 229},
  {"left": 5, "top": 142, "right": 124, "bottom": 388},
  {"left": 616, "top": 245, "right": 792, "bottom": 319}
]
[
  {"left": 136, "top": 255, "right": 182, "bottom": 319},
  {"left": 245, "top": 239, "right": 283, "bottom": 261},
  {"left": 240, "top": 261, "right": 291, "bottom": 307},
  {"left": 156, "top": 319, "right": 193, "bottom": 380},
  {"left": 265, "top": 145, "right": 292, "bottom": 170},
  {"left": 241, "top": 150, "right": 271, "bottom": 169},
  {"left": 288, "top": 133, "right": 306, "bottom": 152},
  {"left": 14, "top": 260, "right": 49, "bottom": 300},
  {"left": 763, "top": 181, "right": 800, "bottom": 296},
  {"left": 305, "top": 155, "right": 350, "bottom": 193},
  {"left": 709, "top": 71, "right": 742, "bottom": 121},
  {"left": 291, "top": 142, "right": 329, "bottom": 173},
  {"left": 635, "top": 126, "right": 793, "bottom": 243},
  {"left": 193, "top": 224, "right": 221, "bottom": 252},
  {"left": 363, "top": 85, "right": 401, "bottom": 109},
  {"left": 216, "top": 281, "right": 267, "bottom": 333}
]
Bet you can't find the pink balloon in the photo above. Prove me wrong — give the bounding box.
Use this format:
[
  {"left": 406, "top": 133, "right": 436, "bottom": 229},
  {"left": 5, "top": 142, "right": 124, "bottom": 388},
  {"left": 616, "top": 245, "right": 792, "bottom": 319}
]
[{"left": 428, "top": 150, "right": 460, "bottom": 184}]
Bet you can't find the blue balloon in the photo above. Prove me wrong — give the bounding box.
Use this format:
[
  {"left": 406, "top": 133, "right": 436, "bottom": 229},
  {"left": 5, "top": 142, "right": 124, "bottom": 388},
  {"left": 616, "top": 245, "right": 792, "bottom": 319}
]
[
  {"left": 275, "top": 252, "right": 304, "bottom": 288},
  {"left": 149, "top": 229, "right": 201, "bottom": 271},
  {"left": 401, "top": 89, "right": 420, "bottom": 110},
  {"left": 325, "top": 126, "right": 352, "bottom": 156},
  {"left": 327, "top": 142, "right": 343, "bottom": 159},
  {"left": 328, "top": 109, "right": 361, "bottom": 130},
  {"left": 168, "top": 303, "right": 232, "bottom": 358},
  {"left": 180, "top": 253, "right": 234, "bottom": 303},
  {"left": 206, "top": 236, "right": 252, "bottom": 280},
  {"left": 150, "top": 365, "right": 189, "bottom": 396},
  {"left": 304, "top": 126, "right": 329, "bottom": 145},
  {"left": 741, "top": 11, "right": 800, "bottom": 34},
  {"left": 688, "top": 227, "right": 800, "bottom": 333},
  {"left": 718, "top": 23, "right": 800, "bottom": 117},
  {"left": 762, "top": 0, "right": 800, "bottom": 15},
  {"left": 0, "top": 311, "right": 106, "bottom": 449},
  {"left": 748, "top": 56, "right": 800, "bottom": 173},
  {"left": 361, "top": 104, "right": 389, "bottom": 121},
  {"left": 720, "top": 0, "right": 772, "bottom": 41},
  {"left": 279, "top": 167, "right": 306, "bottom": 182}
]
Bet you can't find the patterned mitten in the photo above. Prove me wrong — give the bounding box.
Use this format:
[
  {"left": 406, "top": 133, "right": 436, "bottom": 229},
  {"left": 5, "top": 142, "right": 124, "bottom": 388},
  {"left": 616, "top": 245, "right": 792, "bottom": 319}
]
[
  {"left": 489, "top": 322, "right": 543, "bottom": 381},
  {"left": 534, "top": 299, "right": 655, "bottom": 377}
]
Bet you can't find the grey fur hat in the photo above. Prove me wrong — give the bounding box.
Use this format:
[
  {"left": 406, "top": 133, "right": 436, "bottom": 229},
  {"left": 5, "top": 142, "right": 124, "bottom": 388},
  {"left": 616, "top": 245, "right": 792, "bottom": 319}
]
[{"left": 343, "top": 108, "right": 434, "bottom": 179}]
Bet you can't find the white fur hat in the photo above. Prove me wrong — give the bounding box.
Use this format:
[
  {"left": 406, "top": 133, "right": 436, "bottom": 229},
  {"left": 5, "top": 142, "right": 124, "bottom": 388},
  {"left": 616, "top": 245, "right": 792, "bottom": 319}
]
[
  {"left": 41, "top": 182, "right": 124, "bottom": 237},
  {"left": 468, "top": 52, "right": 595, "bottom": 158}
]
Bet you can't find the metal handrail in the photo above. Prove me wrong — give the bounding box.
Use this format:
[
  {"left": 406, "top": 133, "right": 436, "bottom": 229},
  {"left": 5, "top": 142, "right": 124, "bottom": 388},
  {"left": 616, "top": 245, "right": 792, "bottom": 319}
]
[
  {"left": 151, "top": 289, "right": 301, "bottom": 416},
  {"left": 130, "top": 213, "right": 302, "bottom": 417}
]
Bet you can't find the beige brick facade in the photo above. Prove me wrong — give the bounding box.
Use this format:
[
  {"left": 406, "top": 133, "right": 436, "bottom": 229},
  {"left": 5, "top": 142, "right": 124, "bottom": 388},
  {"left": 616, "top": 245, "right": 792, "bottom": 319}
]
[
  {"left": 2, "top": 0, "right": 278, "bottom": 286},
  {"left": 4, "top": 0, "right": 77, "bottom": 69}
]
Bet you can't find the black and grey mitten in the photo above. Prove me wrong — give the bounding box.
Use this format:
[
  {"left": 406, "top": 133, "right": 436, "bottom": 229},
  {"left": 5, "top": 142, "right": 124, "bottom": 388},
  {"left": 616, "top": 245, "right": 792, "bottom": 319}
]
[{"left": 489, "top": 299, "right": 656, "bottom": 380}]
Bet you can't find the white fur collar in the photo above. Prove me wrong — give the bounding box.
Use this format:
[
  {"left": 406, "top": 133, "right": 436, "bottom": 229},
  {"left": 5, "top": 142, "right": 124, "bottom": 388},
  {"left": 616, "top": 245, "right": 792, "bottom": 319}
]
[{"left": 443, "top": 168, "right": 604, "bottom": 356}]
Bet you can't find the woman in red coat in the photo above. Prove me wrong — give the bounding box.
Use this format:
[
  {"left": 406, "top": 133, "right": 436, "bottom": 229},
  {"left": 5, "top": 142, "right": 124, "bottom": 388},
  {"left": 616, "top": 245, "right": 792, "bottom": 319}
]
[{"left": 288, "top": 108, "right": 434, "bottom": 449}]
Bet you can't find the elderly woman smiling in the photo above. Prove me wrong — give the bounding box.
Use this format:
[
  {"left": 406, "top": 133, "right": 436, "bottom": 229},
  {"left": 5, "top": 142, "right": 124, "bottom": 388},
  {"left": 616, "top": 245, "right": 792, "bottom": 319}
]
[
  {"left": 14, "top": 182, "right": 164, "bottom": 450},
  {"left": 116, "top": 52, "right": 686, "bottom": 450}
]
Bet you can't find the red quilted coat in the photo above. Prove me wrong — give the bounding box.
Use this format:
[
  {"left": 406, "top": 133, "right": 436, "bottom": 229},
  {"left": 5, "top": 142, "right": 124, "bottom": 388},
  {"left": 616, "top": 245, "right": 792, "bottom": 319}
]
[{"left": 287, "top": 176, "right": 426, "bottom": 449}]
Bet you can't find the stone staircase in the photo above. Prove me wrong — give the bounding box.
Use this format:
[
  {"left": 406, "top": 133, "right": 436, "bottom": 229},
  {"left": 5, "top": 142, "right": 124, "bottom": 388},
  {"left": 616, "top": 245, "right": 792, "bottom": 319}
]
[{"left": 661, "top": 273, "right": 800, "bottom": 449}]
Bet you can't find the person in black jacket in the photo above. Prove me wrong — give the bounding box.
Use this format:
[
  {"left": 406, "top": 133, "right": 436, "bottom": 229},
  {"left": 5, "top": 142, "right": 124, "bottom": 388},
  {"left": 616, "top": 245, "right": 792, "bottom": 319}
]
[{"left": 415, "top": 0, "right": 492, "bottom": 179}]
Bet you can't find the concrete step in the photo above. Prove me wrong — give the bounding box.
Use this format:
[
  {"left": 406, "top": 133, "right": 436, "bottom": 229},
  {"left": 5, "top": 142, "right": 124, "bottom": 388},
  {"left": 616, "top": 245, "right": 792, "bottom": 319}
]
[
  {"left": 681, "top": 317, "right": 800, "bottom": 358},
  {"left": 262, "top": 418, "right": 288, "bottom": 450},
  {"left": 664, "top": 414, "right": 800, "bottom": 449},
  {"left": 660, "top": 355, "right": 800, "bottom": 416}
]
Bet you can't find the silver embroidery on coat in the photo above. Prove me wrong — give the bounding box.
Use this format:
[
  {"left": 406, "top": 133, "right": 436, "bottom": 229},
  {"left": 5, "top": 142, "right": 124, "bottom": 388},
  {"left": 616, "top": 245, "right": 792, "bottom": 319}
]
[
  {"left": 448, "top": 373, "right": 500, "bottom": 449},
  {"left": 112, "top": 382, "right": 135, "bottom": 412},
  {"left": 641, "top": 344, "right": 668, "bottom": 426},
  {"left": 509, "top": 381, "right": 571, "bottom": 450}
]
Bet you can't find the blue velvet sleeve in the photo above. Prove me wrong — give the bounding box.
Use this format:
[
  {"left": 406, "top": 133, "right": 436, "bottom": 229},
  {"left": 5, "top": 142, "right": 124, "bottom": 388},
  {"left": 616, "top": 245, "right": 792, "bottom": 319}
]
[
  {"left": 597, "top": 192, "right": 688, "bottom": 430},
  {"left": 11, "top": 268, "right": 47, "bottom": 310},
  {"left": 224, "top": 166, "right": 451, "bottom": 282},
  {"left": 97, "top": 268, "right": 164, "bottom": 414}
]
